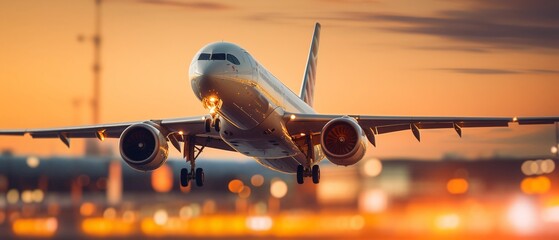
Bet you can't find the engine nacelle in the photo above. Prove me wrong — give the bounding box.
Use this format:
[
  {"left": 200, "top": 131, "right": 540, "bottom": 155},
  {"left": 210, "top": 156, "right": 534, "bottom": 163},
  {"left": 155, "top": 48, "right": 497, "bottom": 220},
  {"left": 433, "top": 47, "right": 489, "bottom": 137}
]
[
  {"left": 119, "top": 123, "right": 169, "bottom": 171},
  {"left": 320, "top": 117, "right": 367, "bottom": 166}
]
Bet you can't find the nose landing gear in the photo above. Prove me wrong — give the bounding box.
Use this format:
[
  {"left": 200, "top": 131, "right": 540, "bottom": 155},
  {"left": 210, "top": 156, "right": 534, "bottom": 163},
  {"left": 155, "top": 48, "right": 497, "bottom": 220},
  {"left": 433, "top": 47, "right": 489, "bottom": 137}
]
[{"left": 202, "top": 95, "right": 222, "bottom": 133}]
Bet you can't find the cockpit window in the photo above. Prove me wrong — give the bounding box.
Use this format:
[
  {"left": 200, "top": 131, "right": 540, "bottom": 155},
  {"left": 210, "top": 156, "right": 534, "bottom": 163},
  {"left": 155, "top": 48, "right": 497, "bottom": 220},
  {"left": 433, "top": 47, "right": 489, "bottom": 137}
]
[
  {"left": 227, "top": 54, "right": 240, "bottom": 65},
  {"left": 198, "top": 53, "right": 210, "bottom": 60},
  {"left": 211, "top": 53, "right": 226, "bottom": 60}
]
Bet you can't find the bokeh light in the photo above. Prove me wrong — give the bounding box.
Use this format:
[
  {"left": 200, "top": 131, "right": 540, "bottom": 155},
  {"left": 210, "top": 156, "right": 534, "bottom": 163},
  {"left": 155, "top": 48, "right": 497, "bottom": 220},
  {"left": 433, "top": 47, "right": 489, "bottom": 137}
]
[
  {"left": 153, "top": 209, "right": 168, "bottom": 225},
  {"left": 151, "top": 164, "right": 173, "bottom": 193},
  {"left": 435, "top": 213, "right": 460, "bottom": 231},
  {"left": 508, "top": 197, "right": 537, "bottom": 234},
  {"left": 270, "top": 179, "right": 288, "bottom": 199},
  {"left": 361, "top": 158, "right": 382, "bottom": 177},
  {"left": 359, "top": 189, "right": 387, "bottom": 213},
  {"left": 239, "top": 186, "right": 252, "bottom": 199},
  {"left": 521, "top": 176, "right": 551, "bottom": 195},
  {"left": 80, "top": 202, "right": 96, "bottom": 217},
  {"left": 26, "top": 156, "right": 40, "bottom": 168},
  {"left": 250, "top": 174, "right": 264, "bottom": 187},
  {"left": 446, "top": 178, "right": 469, "bottom": 194},
  {"left": 228, "top": 179, "right": 244, "bottom": 193}
]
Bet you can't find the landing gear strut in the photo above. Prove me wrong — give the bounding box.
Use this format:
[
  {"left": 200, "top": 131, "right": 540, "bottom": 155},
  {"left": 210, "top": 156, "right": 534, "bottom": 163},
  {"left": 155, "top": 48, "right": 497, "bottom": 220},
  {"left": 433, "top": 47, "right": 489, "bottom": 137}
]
[
  {"left": 180, "top": 135, "right": 206, "bottom": 187},
  {"left": 296, "top": 132, "right": 320, "bottom": 184}
]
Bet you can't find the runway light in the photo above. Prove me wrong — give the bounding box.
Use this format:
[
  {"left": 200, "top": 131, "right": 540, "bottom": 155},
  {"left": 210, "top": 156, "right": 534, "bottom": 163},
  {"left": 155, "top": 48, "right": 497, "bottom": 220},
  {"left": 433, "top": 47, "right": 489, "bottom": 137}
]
[
  {"left": 349, "top": 215, "right": 365, "bottom": 230},
  {"left": 521, "top": 176, "right": 551, "bottom": 194},
  {"left": 508, "top": 197, "right": 537, "bottom": 234},
  {"left": 541, "top": 159, "right": 555, "bottom": 174},
  {"left": 82, "top": 218, "right": 135, "bottom": 236},
  {"left": 362, "top": 158, "right": 382, "bottom": 177},
  {"left": 21, "top": 190, "right": 33, "bottom": 203},
  {"left": 246, "top": 216, "right": 272, "bottom": 231},
  {"left": 12, "top": 217, "right": 58, "bottom": 237},
  {"left": 359, "top": 189, "right": 387, "bottom": 213},
  {"left": 435, "top": 213, "right": 460, "bottom": 230},
  {"left": 31, "top": 189, "right": 44, "bottom": 203},
  {"left": 7, "top": 189, "right": 19, "bottom": 204},
  {"left": 270, "top": 179, "right": 288, "bottom": 199},
  {"left": 80, "top": 202, "right": 96, "bottom": 217},
  {"left": 104, "top": 208, "right": 116, "bottom": 219},
  {"left": 543, "top": 206, "right": 559, "bottom": 223},
  {"left": 122, "top": 211, "right": 136, "bottom": 223},
  {"left": 153, "top": 209, "right": 168, "bottom": 226},
  {"left": 447, "top": 178, "right": 468, "bottom": 194},
  {"left": 521, "top": 160, "right": 534, "bottom": 175},
  {"left": 26, "top": 156, "right": 40, "bottom": 168},
  {"left": 179, "top": 206, "right": 193, "bottom": 220}
]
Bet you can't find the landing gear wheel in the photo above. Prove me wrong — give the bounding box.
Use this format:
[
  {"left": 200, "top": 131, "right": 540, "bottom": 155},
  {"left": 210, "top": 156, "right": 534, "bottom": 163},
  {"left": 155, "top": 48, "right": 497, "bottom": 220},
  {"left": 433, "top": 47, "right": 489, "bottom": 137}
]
[
  {"left": 312, "top": 165, "right": 320, "bottom": 184},
  {"left": 204, "top": 118, "right": 211, "bottom": 133},
  {"left": 296, "top": 165, "right": 305, "bottom": 184},
  {"left": 195, "top": 168, "right": 205, "bottom": 187},
  {"left": 180, "top": 168, "right": 189, "bottom": 187},
  {"left": 214, "top": 118, "right": 221, "bottom": 132}
]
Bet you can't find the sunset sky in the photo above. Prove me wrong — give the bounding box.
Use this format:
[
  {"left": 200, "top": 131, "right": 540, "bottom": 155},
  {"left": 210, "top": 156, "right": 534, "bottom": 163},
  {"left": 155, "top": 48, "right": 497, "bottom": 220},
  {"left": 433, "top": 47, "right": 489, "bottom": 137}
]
[{"left": 1, "top": 0, "right": 558, "bottom": 160}]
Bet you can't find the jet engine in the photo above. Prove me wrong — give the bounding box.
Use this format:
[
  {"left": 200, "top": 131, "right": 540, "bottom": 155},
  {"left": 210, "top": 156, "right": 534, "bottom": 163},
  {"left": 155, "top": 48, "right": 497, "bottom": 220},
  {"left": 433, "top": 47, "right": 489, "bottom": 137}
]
[
  {"left": 320, "top": 117, "right": 367, "bottom": 166},
  {"left": 119, "top": 123, "right": 169, "bottom": 171}
]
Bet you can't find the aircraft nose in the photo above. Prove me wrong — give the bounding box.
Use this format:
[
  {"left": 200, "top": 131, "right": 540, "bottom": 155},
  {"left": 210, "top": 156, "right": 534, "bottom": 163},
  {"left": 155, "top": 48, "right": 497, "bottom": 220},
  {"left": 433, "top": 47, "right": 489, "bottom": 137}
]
[{"left": 190, "top": 60, "right": 228, "bottom": 80}]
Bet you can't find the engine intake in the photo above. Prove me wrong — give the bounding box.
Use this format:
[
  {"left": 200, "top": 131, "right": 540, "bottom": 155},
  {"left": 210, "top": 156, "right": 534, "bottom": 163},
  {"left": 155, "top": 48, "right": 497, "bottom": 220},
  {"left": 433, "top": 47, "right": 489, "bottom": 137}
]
[
  {"left": 320, "top": 117, "right": 367, "bottom": 166},
  {"left": 119, "top": 123, "right": 169, "bottom": 171}
]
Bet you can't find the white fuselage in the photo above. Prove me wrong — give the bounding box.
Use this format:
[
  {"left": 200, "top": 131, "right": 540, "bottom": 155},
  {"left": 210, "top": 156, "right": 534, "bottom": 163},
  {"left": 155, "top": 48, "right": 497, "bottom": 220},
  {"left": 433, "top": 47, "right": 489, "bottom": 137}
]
[{"left": 189, "top": 42, "right": 323, "bottom": 173}]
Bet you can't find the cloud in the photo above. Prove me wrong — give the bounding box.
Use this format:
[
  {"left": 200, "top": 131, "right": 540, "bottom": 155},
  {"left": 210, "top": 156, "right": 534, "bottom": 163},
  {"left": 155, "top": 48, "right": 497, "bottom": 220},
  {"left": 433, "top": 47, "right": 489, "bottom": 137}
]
[
  {"left": 411, "top": 46, "right": 491, "bottom": 53},
  {"left": 138, "top": 0, "right": 231, "bottom": 10},
  {"left": 433, "top": 68, "right": 559, "bottom": 75},
  {"left": 434, "top": 68, "right": 520, "bottom": 75},
  {"left": 343, "top": 0, "right": 559, "bottom": 50}
]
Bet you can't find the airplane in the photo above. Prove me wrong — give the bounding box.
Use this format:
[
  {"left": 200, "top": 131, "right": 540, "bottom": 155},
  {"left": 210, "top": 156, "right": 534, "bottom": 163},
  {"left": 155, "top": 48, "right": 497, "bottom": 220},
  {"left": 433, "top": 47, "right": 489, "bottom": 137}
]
[{"left": 1, "top": 22, "right": 558, "bottom": 187}]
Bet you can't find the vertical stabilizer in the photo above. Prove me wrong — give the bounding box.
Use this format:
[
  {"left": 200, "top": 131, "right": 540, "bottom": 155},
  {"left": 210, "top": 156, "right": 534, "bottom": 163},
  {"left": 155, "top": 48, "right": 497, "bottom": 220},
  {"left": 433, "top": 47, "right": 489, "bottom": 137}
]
[{"left": 299, "top": 22, "right": 321, "bottom": 107}]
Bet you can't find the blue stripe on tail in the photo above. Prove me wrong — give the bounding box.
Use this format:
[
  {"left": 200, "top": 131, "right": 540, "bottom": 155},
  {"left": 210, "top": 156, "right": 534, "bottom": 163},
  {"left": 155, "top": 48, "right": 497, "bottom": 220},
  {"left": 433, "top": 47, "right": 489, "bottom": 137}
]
[{"left": 299, "top": 22, "right": 321, "bottom": 108}]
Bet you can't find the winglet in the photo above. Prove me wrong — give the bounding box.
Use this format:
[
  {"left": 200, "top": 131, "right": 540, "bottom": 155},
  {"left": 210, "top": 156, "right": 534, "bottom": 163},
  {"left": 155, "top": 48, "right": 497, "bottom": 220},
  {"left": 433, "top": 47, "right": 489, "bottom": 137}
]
[{"left": 299, "top": 22, "right": 321, "bottom": 107}]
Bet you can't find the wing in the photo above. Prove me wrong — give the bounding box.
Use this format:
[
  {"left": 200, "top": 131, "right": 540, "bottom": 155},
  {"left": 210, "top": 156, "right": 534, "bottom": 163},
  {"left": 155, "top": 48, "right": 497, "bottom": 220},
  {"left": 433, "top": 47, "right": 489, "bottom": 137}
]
[
  {"left": 0, "top": 116, "right": 234, "bottom": 152},
  {"left": 284, "top": 112, "right": 559, "bottom": 146}
]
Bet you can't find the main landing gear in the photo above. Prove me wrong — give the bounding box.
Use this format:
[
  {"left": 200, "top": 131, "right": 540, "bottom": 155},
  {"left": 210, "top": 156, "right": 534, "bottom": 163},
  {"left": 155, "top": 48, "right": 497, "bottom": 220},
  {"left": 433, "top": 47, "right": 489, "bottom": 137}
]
[
  {"left": 180, "top": 135, "right": 206, "bottom": 187},
  {"left": 296, "top": 132, "right": 320, "bottom": 184},
  {"left": 296, "top": 164, "right": 320, "bottom": 184}
]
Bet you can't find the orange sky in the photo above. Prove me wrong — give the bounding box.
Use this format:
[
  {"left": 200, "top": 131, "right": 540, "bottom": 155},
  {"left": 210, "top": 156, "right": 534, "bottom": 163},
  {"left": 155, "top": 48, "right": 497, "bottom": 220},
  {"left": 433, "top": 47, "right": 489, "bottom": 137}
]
[{"left": 1, "top": 0, "right": 558, "bottom": 160}]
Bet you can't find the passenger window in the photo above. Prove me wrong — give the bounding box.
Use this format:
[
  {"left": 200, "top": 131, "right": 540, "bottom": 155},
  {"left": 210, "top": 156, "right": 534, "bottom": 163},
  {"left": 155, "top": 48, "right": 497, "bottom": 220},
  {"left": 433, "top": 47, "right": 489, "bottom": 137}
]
[
  {"left": 211, "top": 53, "right": 226, "bottom": 60},
  {"left": 198, "top": 53, "right": 210, "bottom": 60},
  {"left": 227, "top": 54, "right": 241, "bottom": 65}
]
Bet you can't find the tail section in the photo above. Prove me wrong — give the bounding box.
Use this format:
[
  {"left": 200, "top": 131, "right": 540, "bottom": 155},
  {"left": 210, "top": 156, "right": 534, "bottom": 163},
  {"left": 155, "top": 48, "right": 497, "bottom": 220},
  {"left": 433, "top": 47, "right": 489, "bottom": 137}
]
[{"left": 299, "top": 22, "right": 321, "bottom": 107}]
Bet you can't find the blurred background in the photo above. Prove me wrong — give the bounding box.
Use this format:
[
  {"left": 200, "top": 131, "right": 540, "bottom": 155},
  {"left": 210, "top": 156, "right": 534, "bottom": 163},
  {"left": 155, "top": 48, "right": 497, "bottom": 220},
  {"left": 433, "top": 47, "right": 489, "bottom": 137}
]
[{"left": 1, "top": 0, "right": 559, "bottom": 239}]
